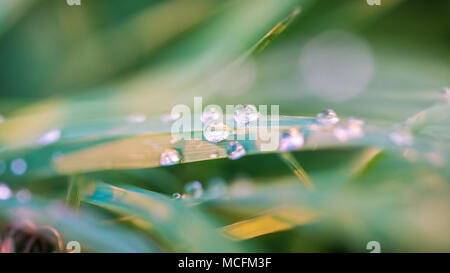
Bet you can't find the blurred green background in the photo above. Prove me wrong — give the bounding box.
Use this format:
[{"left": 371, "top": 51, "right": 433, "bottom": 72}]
[{"left": 0, "top": 0, "right": 449, "bottom": 253}]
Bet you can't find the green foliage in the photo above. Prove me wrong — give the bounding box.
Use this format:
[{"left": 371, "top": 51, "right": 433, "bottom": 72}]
[{"left": 0, "top": 0, "right": 449, "bottom": 252}]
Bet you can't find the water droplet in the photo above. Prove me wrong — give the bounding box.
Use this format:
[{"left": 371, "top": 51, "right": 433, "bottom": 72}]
[
  {"left": 389, "top": 128, "right": 413, "bottom": 146},
  {"left": 171, "top": 193, "right": 183, "bottom": 200},
  {"left": 201, "top": 107, "right": 221, "bottom": 124},
  {"left": 0, "top": 183, "right": 12, "bottom": 200},
  {"left": 160, "top": 148, "right": 181, "bottom": 166},
  {"left": 11, "top": 158, "right": 27, "bottom": 176},
  {"left": 234, "top": 104, "right": 258, "bottom": 126},
  {"left": 203, "top": 121, "right": 230, "bottom": 143},
  {"left": 279, "top": 128, "right": 304, "bottom": 151},
  {"left": 16, "top": 188, "right": 32, "bottom": 203},
  {"left": 126, "top": 113, "right": 146, "bottom": 123},
  {"left": 317, "top": 109, "right": 339, "bottom": 125},
  {"left": 184, "top": 181, "right": 203, "bottom": 199},
  {"left": 37, "top": 129, "right": 61, "bottom": 146},
  {"left": 227, "top": 141, "right": 246, "bottom": 160},
  {"left": 334, "top": 118, "right": 364, "bottom": 142}
]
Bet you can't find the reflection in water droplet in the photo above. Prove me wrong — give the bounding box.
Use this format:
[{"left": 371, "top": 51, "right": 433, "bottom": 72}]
[
  {"left": 317, "top": 109, "right": 339, "bottom": 125},
  {"left": 37, "top": 129, "right": 61, "bottom": 146},
  {"left": 203, "top": 121, "right": 230, "bottom": 143},
  {"left": 201, "top": 107, "right": 221, "bottom": 124},
  {"left": 126, "top": 113, "right": 146, "bottom": 123},
  {"left": 334, "top": 118, "right": 364, "bottom": 142},
  {"left": 279, "top": 128, "right": 304, "bottom": 151},
  {"left": 234, "top": 105, "right": 258, "bottom": 126},
  {"left": 389, "top": 128, "right": 413, "bottom": 146},
  {"left": 227, "top": 141, "right": 246, "bottom": 160},
  {"left": 11, "top": 158, "right": 27, "bottom": 176},
  {"left": 0, "top": 160, "right": 6, "bottom": 176},
  {"left": 185, "top": 181, "right": 203, "bottom": 199},
  {"left": 16, "top": 188, "right": 32, "bottom": 203},
  {"left": 160, "top": 148, "right": 181, "bottom": 166},
  {"left": 171, "top": 193, "right": 183, "bottom": 200},
  {"left": 0, "top": 183, "right": 12, "bottom": 200}
]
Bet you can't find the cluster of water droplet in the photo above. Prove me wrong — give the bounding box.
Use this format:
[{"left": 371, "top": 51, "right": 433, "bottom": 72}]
[
  {"left": 279, "top": 128, "right": 305, "bottom": 152},
  {"left": 172, "top": 181, "right": 204, "bottom": 200},
  {"left": 160, "top": 148, "right": 182, "bottom": 166},
  {"left": 227, "top": 141, "right": 246, "bottom": 160},
  {"left": 234, "top": 104, "right": 259, "bottom": 127}
]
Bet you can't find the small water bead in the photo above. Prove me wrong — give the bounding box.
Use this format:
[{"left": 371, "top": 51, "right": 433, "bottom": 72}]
[
  {"left": 203, "top": 121, "right": 230, "bottom": 143},
  {"left": 227, "top": 141, "right": 246, "bottom": 160},
  {"left": 317, "top": 109, "right": 339, "bottom": 125},
  {"left": 201, "top": 107, "right": 221, "bottom": 124},
  {"left": 37, "top": 129, "right": 61, "bottom": 146},
  {"left": 0, "top": 183, "right": 12, "bottom": 200},
  {"left": 11, "top": 158, "right": 27, "bottom": 176},
  {"left": 171, "top": 193, "right": 183, "bottom": 200},
  {"left": 184, "top": 181, "right": 203, "bottom": 199},
  {"left": 279, "top": 128, "right": 304, "bottom": 152},
  {"left": 160, "top": 148, "right": 182, "bottom": 166},
  {"left": 333, "top": 118, "right": 364, "bottom": 142},
  {"left": 389, "top": 128, "right": 413, "bottom": 146},
  {"left": 234, "top": 104, "right": 259, "bottom": 126}
]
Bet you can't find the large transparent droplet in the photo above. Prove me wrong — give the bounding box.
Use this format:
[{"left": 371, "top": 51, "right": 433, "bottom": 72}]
[
  {"left": 317, "top": 109, "right": 339, "bottom": 125},
  {"left": 227, "top": 141, "right": 246, "bottom": 160},
  {"left": 234, "top": 104, "right": 259, "bottom": 126},
  {"left": 279, "top": 128, "right": 305, "bottom": 151},
  {"left": 0, "top": 184, "right": 12, "bottom": 200},
  {"left": 160, "top": 148, "right": 181, "bottom": 166},
  {"left": 333, "top": 118, "right": 364, "bottom": 142},
  {"left": 201, "top": 107, "right": 221, "bottom": 124},
  {"left": 203, "top": 121, "right": 230, "bottom": 143},
  {"left": 185, "top": 181, "right": 203, "bottom": 199}
]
